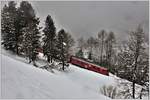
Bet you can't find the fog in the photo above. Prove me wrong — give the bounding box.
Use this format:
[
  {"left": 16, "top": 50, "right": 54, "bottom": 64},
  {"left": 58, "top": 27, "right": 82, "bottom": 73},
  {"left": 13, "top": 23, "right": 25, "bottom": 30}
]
[{"left": 1, "top": 1, "right": 149, "bottom": 42}]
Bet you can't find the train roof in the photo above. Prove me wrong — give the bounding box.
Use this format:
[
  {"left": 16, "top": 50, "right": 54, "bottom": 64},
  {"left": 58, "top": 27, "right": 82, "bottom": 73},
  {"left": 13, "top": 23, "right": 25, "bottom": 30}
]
[{"left": 71, "top": 56, "right": 108, "bottom": 71}]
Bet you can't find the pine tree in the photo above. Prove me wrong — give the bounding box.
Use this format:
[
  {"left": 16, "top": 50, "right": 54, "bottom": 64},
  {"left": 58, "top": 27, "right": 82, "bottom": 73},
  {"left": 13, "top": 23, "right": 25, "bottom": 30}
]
[
  {"left": 14, "top": 3, "right": 25, "bottom": 55},
  {"left": 56, "top": 29, "right": 69, "bottom": 70},
  {"left": 1, "top": 1, "right": 18, "bottom": 53},
  {"left": 43, "top": 15, "right": 56, "bottom": 63},
  {"left": 19, "top": 1, "right": 41, "bottom": 64}
]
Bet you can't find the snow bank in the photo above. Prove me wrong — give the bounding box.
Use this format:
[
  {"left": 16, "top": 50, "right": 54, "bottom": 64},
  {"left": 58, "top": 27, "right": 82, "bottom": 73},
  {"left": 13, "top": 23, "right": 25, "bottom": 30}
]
[{"left": 1, "top": 54, "right": 112, "bottom": 99}]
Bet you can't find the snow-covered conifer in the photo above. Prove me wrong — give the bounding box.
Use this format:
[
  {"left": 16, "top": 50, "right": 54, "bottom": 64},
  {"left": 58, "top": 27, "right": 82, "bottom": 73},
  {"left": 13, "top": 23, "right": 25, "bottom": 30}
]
[
  {"left": 1, "top": 1, "right": 18, "bottom": 53},
  {"left": 42, "top": 15, "right": 56, "bottom": 63},
  {"left": 19, "top": 1, "right": 41, "bottom": 64}
]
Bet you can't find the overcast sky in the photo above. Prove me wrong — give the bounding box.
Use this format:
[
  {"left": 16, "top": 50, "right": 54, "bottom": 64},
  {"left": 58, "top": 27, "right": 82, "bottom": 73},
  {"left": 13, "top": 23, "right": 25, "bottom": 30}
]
[{"left": 1, "top": 1, "right": 149, "bottom": 42}]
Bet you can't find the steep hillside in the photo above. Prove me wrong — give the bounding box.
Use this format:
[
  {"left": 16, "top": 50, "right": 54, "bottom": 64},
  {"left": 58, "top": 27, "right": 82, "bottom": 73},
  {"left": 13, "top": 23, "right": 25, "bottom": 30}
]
[{"left": 1, "top": 54, "right": 114, "bottom": 99}]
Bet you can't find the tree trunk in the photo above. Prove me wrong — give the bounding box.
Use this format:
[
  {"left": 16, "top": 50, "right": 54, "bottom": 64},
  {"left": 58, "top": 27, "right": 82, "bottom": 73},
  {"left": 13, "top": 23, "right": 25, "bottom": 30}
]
[
  {"left": 16, "top": 45, "right": 19, "bottom": 55},
  {"left": 47, "top": 56, "right": 50, "bottom": 63},
  {"left": 132, "top": 81, "right": 135, "bottom": 99},
  {"left": 132, "top": 43, "right": 139, "bottom": 99},
  {"left": 50, "top": 56, "right": 52, "bottom": 63},
  {"left": 139, "top": 88, "right": 143, "bottom": 99},
  {"left": 61, "top": 39, "right": 64, "bottom": 70},
  {"left": 50, "top": 39, "right": 53, "bottom": 63},
  {"left": 62, "top": 60, "right": 64, "bottom": 70},
  {"left": 29, "top": 57, "right": 32, "bottom": 64},
  {"left": 101, "top": 34, "right": 104, "bottom": 63},
  {"left": 15, "top": 36, "right": 19, "bottom": 55},
  {"left": 99, "top": 46, "right": 101, "bottom": 64},
  {"left": 16, "top": 36, "right": 19, "bottom": 55},
  {"left": 15, "top": 20, "right": 19, "bottom": 55}
]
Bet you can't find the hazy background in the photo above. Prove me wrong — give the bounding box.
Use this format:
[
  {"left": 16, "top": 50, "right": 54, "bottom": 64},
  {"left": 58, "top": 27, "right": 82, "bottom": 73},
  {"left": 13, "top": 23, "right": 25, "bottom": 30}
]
[{"left": 1, "top": 1, "right": 149, "bottom": 42}]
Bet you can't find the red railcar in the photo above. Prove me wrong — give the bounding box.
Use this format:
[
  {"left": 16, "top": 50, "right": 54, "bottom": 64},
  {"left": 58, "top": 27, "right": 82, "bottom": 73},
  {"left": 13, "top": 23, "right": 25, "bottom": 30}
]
[{"left": 70, "top": 56, "right": 109, "bottom": 76}]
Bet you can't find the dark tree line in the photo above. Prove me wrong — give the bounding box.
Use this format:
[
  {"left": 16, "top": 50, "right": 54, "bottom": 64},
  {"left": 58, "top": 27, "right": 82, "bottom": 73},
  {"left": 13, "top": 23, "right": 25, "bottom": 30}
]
[
  {"left": 2, "top": 1, "right": 41, "bottom": 65},
  {"left": 1, "top": 1, "right": 75, "bottom": 70}
]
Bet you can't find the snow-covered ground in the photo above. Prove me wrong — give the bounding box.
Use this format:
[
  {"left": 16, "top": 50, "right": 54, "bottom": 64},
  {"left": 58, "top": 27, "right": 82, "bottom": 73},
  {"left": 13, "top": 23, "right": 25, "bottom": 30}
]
[
  {"left": 1, "top": 53, "right": 115, "bottom": 99},
  {"left": 1, "top": 49, "right": 149, "bottom": 99}
]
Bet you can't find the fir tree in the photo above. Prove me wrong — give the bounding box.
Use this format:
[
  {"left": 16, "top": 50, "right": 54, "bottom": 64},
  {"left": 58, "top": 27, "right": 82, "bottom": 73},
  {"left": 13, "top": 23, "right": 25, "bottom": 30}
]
[
  {"left": 1, "top": 1, "right": 18, "bottom": 53},
  {"left": 56, "top": 29, "right": 68, "bottom": 70},
  {"left": 43, "top": 15, "right": 56, "bottom": 63},
  {"left": 19, "top": 1, "right": 41, "bottom": 65}
]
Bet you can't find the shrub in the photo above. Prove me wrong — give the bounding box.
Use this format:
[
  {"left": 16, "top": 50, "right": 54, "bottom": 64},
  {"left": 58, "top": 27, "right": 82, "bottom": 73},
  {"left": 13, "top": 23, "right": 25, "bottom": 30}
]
[{"left": 100, "top": 85, "right": 118, "bottom": 99}]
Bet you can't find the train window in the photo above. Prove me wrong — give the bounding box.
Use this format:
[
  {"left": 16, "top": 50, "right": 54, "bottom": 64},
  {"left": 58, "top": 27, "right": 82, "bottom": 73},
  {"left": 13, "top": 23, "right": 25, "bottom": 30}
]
[
  {"left": 84, "top": 65, "right": 88, "bottom": 68},
  {"left": 89, "top": 64, "right": 91, "bottom": 67}
]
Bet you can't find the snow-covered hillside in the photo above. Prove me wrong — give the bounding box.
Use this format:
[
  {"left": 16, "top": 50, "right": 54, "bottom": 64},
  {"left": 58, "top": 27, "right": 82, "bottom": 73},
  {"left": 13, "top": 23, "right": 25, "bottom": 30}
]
[{"left": 1, "top": 54, "right": 115, "bottom": 99}]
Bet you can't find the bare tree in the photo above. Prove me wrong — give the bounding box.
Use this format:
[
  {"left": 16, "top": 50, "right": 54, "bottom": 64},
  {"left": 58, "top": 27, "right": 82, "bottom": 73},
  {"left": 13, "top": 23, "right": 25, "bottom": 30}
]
[
  {"left": 98, "top": 30, "right": 107, "bottom": 63},
  {"left": 77, "top": 37, "right": 85, "bottom": 50},
  {"left": 117, "top": 25, "right": 149, "bottom": 99},
  {"left": 87, "top": 36, "right": 98, "bottom": 60},
  {"left": 105, "top": 31, "right": 116, "bottom": 71}
]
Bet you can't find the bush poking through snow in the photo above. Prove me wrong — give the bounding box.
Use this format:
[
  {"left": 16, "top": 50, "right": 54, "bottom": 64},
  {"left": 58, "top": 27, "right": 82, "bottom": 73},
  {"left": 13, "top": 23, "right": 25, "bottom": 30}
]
[{"left": 100, "top": 85, "right": 117, "bottom": 99}]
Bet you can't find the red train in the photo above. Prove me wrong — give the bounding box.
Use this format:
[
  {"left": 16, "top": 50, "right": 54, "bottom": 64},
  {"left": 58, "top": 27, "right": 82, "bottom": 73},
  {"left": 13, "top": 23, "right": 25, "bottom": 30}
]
[{"left": 70, "top": 56, "right": 109, "bottom": 76}]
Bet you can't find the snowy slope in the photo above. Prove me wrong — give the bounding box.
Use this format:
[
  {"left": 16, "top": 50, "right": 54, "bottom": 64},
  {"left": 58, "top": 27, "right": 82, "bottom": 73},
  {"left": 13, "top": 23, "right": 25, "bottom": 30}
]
[{"left": 1, "top": 54, "right": 114, "bottom": 99}]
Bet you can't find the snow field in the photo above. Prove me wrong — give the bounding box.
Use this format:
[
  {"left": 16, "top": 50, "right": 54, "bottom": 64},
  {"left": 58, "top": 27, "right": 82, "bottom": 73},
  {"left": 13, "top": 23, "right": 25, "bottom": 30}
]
[{"left": 1, "top": 54, "right": 113, "bottom": 99}]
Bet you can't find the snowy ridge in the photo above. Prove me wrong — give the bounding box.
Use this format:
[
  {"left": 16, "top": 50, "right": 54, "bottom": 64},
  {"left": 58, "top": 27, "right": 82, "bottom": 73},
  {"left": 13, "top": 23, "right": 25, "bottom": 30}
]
[{"left": 1, "top": 54, "right": 114, "bottom": 99}]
